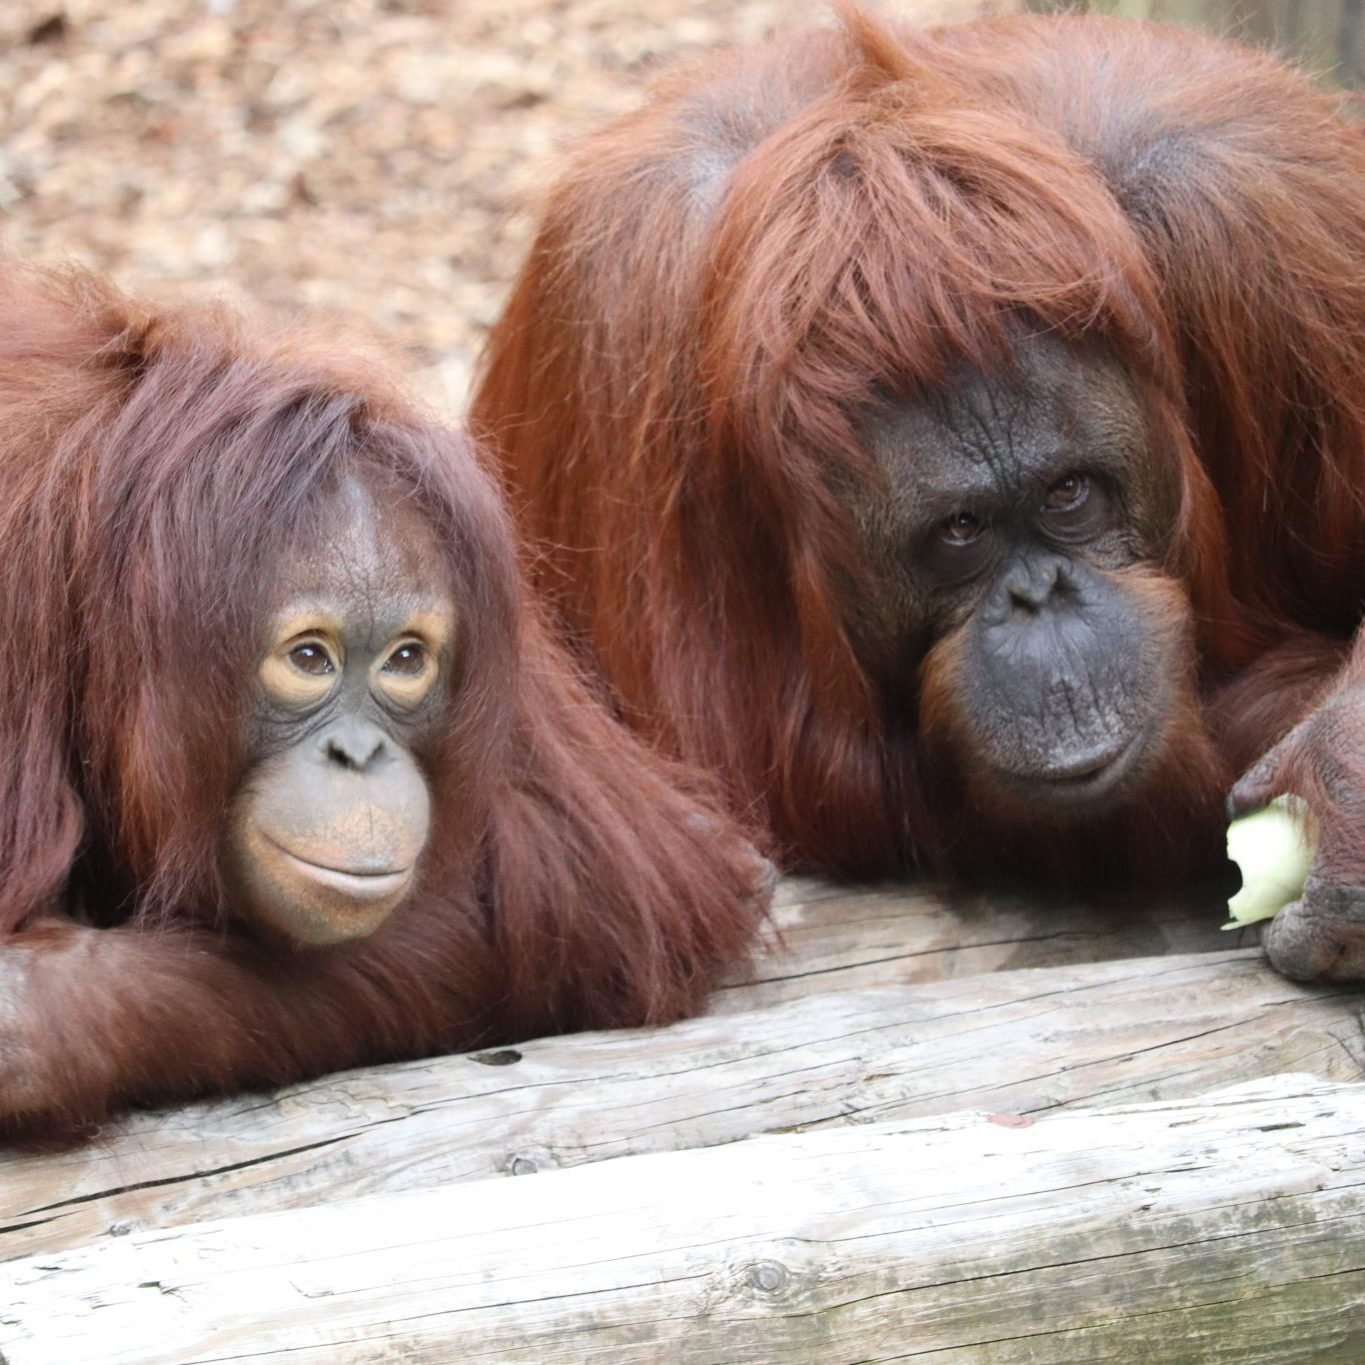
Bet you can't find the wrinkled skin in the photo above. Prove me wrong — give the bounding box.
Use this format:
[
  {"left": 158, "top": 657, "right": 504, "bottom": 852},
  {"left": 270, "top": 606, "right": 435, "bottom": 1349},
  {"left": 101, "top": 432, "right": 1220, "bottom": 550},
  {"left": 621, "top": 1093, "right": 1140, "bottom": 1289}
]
[{"left": 844, "top": 334, "right": 1189, "bottom": 820}]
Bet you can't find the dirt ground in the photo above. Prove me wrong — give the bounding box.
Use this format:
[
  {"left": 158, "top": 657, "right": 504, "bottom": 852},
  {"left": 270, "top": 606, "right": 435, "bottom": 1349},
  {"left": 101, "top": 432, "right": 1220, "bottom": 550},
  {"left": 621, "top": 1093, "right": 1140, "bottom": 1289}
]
[{"left": 0, "top": 0, "right": 1004, "bottom": 414}]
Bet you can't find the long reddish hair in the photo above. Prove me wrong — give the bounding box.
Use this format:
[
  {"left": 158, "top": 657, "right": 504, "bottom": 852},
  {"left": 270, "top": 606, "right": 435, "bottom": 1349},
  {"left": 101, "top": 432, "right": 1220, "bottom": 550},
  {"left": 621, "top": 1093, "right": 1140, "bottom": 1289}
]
[
  {"left": 473, "top": 9, "right": 1365, "bottom": 879},
  {"left": 0, "top": 260, "right": 767, "bottom": 1039}
]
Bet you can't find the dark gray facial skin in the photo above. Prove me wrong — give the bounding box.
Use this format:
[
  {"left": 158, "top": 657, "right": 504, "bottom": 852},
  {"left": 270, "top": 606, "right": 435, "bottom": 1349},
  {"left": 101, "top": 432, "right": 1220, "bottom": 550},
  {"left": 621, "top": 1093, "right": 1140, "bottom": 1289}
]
[
  {"left": 225, "top": 478, "right": 456, "bottom": 946},
  {"left": 844, "top": 332, "right": 1186, "bottom": 816}
]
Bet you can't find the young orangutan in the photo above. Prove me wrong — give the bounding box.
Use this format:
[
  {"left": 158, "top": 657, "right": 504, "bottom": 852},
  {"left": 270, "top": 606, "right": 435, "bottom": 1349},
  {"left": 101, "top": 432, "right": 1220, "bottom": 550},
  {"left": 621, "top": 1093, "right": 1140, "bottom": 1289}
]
[{"left": 0, "top": 261, "right": 771, "bottom": 1135}]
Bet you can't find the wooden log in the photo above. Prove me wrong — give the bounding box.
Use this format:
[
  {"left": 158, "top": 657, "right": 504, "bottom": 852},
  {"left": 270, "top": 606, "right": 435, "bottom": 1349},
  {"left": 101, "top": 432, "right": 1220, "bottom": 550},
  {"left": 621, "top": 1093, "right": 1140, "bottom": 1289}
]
[
  {"left": 1, "top": 1075, "right": 1361, "bottom": 1363},
  {"left": 2, "top": 947, "right": 1358, "bottom": 1263},
  {"left": 717, "top": 875, "right": 1236, "bottom": 1013}
]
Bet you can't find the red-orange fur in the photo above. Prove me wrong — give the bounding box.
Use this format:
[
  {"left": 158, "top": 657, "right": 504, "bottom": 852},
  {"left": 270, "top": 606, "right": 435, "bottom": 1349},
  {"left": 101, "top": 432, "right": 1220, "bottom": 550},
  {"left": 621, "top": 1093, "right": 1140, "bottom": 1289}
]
[
  {"left": 472, "top": 11, "right": 1365, "bottom": 882},
  {"left": 0, "top": 261, "right": 769, "bottom": 1134}
]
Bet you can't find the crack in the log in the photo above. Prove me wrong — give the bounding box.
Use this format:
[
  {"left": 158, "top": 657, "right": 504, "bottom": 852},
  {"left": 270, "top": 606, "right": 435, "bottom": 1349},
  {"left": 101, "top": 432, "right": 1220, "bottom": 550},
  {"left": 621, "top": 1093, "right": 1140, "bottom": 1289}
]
[
  {"left": 12, "top": 1132, "right": 354, "bottom": 1221},
  {"left": 725, "top": 926, "right": 1237, "bottom": 991},
  {"left": 0, "top": 1215, "right": 58, "bottom": 1241},
  {"left": 823, "top": 1012, "right": 1299, "bottom": 1121},
  {"left": 872, "top": 1261, "right": 1365, "bottom": 1358},
  {"left": 724, "top": 930, "right": 1122, "bottom": 989}
]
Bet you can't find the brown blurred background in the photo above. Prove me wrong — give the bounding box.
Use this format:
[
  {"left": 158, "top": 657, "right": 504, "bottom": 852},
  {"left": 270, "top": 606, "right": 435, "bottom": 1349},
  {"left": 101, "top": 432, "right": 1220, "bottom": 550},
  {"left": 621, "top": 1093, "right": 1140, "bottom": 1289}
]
[{"left": 0, "top": 0, "right": 1359, "bottom": 413}]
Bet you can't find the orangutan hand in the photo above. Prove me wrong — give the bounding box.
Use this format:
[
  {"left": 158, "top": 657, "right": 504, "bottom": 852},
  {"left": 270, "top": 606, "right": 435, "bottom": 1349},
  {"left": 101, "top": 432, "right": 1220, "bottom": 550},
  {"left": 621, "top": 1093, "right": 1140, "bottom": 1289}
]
[{"left": 1230, "top": 686, "right": 1365, "bottom": 982}]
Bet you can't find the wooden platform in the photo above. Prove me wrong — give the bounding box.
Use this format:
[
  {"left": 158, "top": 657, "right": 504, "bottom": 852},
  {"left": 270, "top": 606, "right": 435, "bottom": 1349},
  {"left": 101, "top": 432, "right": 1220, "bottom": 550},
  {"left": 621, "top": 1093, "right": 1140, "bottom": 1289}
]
[{"left": 1, "top": 878, "right": 1363, "bottom": 1362}]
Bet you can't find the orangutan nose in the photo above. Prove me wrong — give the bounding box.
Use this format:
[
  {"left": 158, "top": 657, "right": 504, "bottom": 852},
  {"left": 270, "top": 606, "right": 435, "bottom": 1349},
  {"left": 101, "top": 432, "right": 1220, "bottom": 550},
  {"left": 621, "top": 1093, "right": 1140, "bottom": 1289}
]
[
  {"left": 322, "top": 720, "right": 389, "bottom": 773},
  {"left": 999, "top": 554, "right": 1076, "bottom": 617}
]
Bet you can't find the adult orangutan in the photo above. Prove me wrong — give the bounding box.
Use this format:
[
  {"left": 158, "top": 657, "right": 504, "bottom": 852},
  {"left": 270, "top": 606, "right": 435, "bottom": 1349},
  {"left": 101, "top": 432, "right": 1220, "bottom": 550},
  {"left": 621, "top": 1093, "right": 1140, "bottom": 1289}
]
[
  {"left": 472, "top": 9, "right": 1365, "bottom": 981},
  {"left": 0, "top": 261, "right": 770, "bottom": 1135}
]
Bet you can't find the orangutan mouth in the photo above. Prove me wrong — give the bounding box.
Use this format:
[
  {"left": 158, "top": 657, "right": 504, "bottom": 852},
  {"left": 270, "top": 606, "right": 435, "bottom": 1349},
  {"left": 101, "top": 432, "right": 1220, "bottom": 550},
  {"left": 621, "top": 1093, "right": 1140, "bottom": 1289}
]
[
  {"left": 260, "top": 831, "right": 415, "bottom": 902},
  {"left": 996, "top": 725, "right": 1153, "bottom": 811}
]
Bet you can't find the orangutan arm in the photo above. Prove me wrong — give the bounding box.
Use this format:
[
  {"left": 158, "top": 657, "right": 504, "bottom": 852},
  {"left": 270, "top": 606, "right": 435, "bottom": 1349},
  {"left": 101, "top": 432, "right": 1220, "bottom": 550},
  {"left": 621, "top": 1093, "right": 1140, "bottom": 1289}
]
[{"left": 0, "top": 913, "right": 482, "bottom": 1135}]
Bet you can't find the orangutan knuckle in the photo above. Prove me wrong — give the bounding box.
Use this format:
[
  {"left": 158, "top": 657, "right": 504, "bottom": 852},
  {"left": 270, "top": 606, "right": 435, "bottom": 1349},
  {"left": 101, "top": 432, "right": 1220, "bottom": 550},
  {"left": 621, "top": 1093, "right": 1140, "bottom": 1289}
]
[{"left": 1265, "top": 887, "right": 1365, "bottom": 983}]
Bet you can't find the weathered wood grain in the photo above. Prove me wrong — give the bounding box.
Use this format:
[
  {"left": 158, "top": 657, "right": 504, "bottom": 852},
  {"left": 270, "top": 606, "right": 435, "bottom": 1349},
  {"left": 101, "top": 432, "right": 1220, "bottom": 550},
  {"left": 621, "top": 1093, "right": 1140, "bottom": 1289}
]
[
  {"left": 717, "top": 875, "right": 1236, "bottom": 1013},
  {"left": 2, "top": 946, "right": 1357, "bottom": 1264},
  {"left": 2, "top": 1075, "right": 1361, "bottom": 1364}
]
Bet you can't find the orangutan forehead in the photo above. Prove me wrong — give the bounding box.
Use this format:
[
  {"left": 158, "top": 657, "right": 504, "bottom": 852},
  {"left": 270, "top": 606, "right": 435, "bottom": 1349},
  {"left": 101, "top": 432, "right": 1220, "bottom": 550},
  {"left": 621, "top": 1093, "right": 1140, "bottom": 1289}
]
[
  {"left": 268, "top": 476, "right": 455, "bottom": 631},
  {"left": 857, "top": 334, "right": 1149, "bottom": 516}
]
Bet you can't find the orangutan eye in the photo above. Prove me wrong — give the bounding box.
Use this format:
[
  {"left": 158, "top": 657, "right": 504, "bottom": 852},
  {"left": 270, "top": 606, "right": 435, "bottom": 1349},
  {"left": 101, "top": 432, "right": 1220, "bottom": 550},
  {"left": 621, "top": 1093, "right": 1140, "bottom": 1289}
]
[
  {"left": 260, "top": 633, "right": 341, "bottom": 707},
  {"left": 1043, "top": 472, "right": 1088, "bottom": 511},
  {"left": 940, "top": 510, "right": 983, "bottom": 545},
  {"left": 287, "top": 641, "right": 336, "bottom": 676},
  {"left": 924, "top": 509, "right": 993, "bottom": 583},
  {"left": 374, "top": 637, "right": 438, "bottom": 707},
  {"left": 382, "top": 643, "right": 427, "bottom": 676},
  {"left": 1040, "top": 471, "right": 1109, "bottom": 541}
]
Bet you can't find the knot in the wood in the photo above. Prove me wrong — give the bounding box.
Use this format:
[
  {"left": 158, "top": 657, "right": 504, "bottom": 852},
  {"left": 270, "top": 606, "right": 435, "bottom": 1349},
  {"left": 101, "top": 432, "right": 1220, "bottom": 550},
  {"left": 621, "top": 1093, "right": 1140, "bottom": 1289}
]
[
  {"left": 508, "top": 1154, "right": 539, "bottom": 1176},
  {"left": 748, "top": 1260, "right": 789, "bottom": 1295},
  {"left": 470, "top": 1048, "right": 523, "bottom": 1067}
]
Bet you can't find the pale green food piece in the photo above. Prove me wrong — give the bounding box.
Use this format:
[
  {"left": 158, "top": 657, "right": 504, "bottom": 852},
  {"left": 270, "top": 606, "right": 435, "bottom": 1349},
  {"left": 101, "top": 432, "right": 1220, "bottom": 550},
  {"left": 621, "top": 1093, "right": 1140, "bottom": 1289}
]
[{"left": 1223, "top": 796, "right": 1316, "bottom": 930}]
